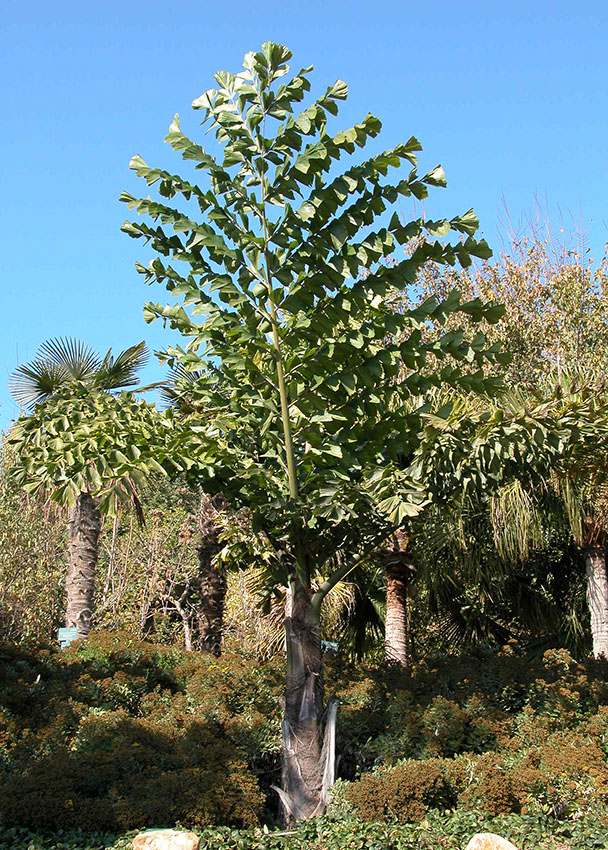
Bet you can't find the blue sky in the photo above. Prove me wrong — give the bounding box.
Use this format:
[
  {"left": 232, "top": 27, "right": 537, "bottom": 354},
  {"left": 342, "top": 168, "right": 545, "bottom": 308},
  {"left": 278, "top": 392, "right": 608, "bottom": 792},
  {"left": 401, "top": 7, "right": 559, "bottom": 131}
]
[{"left": 1, "top": 0, "right": 607, "bottom": 429}]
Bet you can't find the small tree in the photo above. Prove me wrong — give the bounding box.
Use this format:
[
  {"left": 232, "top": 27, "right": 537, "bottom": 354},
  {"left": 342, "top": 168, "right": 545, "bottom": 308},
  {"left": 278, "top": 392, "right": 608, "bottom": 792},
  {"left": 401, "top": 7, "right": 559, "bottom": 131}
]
[
  {"left": 9, "top": 386, "right": 186, "bottom": 639},
  {"left": 122, "top": 42, "right": 503, "bottom": 819},
  {"left": 414, "top": 231, "right": 608, "bottom": 390},
  {"left": 9, "top": 338, "right": 149, "bottom": 638},
  {"left": 379, "top": 387, "right": 585, "bottom": 664}
]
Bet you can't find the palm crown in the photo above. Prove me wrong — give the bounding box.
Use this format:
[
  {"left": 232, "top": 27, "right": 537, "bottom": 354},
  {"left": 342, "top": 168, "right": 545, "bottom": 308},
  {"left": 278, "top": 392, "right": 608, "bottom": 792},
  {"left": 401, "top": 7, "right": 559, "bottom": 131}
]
[{"left": 9, "top": 338, "right": 149, "bottom": 411}]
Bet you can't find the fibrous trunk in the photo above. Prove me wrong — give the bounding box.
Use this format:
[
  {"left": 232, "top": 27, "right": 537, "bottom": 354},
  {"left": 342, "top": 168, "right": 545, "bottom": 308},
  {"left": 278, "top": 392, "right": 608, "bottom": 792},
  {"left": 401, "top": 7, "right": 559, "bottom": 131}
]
[
  {"left": 193, "top": 549, "right": 226, "bottom": 655},
  {"left": 66, "top": 492, "right": 102, "bottom": 639},
  {"left": 585, "top": 544, "right": 608, "bottom": 659},
  {"left": 382, "top": 535, "right": 412, "bottom": 667},
  {"left": 279, "top": 579, "right": 336, "bottom": 822},
  {"left": 192, "top": 493, "right": 226, "bottom": 655}
]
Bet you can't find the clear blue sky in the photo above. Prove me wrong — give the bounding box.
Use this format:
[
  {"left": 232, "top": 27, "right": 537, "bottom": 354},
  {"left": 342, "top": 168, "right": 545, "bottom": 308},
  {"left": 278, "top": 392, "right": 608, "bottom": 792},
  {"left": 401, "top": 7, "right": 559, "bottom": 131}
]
[{"left": 1, "top": 0, "right": 607, "bottom": 429}]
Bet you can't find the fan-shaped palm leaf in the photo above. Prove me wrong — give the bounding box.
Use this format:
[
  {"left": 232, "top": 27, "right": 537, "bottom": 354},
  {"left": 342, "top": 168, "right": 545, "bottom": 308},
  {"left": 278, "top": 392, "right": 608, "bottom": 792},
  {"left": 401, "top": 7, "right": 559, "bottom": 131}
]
[
  {"left": 159, "top": 364, "right": 229, "bottom": 416},
  {"left": 37, "top": 337, "right": 103, "bottom": 379},
  {"left": 9, "top": 337, "right": 149, "bottom": 411},
  {"left": 8, "top": 361, "right": 69, "bottom": 409},
  {"left": 9, "top": 338, "right": 100, "bottom": 409},
  {"left": 94, "top": 341, "right": 149, "bottom": 391},
  {"left": 159, "top": 365, "right": 206, "bottom": 413}
]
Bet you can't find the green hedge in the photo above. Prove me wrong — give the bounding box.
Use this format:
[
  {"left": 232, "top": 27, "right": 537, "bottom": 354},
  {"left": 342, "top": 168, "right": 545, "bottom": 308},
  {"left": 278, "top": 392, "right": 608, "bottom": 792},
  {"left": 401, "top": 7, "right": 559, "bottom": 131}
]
[{"left": 2, "top": 634, "right": 608, "bottom": 835}]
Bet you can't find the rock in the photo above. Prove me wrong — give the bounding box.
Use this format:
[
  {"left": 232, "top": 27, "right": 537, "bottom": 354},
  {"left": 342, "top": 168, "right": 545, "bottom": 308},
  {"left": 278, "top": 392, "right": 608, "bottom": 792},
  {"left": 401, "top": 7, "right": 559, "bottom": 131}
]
[
  {"left": 132, "top": 829, "right": 200, "bottom": 850},
  {"left": 464, "top": 834, "right": 519, "bottom": 850}
]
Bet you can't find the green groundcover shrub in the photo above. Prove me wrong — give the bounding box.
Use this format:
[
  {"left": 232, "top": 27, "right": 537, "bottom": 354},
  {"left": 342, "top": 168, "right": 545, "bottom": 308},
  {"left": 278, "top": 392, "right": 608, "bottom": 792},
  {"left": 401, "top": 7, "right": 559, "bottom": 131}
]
[
  {"left": 2, "top": 634, "right": 608, "bottom": 835},
  {"left": 1, "top": 810, "right": 608, "bottom": 850}
]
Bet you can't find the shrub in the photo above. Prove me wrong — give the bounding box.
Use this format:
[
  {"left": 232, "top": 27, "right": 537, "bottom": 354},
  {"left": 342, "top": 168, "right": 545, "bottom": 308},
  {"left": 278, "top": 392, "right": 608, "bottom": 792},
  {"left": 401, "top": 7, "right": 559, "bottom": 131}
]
[
  {"left": 2, "top": 636, "right": 608, "bottom": 833},
  {"left": 0, "top": 634, "right": 275, "bottom": 831},
  {"left": 345, "top": 758, "right": 457, "bottom": 822},
  {"left": 328, "top": 645, "right": 608, "bottom": 775},
  {"left": 421, "top": 695, "right": 469, "bottom": 757},
  {"left": 1, "top": 708, "right": 262, "bottom": 831},
  {"left": 455, "top": 752, "right": 521, "bottom": 815}
]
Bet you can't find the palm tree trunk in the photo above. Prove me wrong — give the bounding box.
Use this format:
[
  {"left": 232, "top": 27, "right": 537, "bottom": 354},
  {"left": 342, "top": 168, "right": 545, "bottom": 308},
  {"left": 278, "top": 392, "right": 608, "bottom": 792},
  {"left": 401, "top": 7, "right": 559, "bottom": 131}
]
[
  {"left": 585, "top": 544, "right": 608, "bottom": 658},
  {"left": 193, "top": 551, "right": 226, "bottom": 655},
  {"left": 280, "top": 577, "right": 326, "bottom": 822},
  {"left": 192, "top": 493, "right": 226, "bottom": 655},
  {"left": 382, "top": 533, "right": 412, "bottom": 667},
  {"left": 384, "top": 559, "right": 410, "bottom": 666},
  {"left": 65, "top": 492, "right": 102, "bottom": 639}
]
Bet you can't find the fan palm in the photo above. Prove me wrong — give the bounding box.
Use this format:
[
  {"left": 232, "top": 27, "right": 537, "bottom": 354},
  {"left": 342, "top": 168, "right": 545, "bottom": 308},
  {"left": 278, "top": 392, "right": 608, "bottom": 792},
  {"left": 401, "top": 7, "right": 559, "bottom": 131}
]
[
  {"left": 9, "top": 337, "right": 149, "bottom": 639},
  {"left": 412, "top": 492, "right": 574, "bottom": 655},
  {"left": 489, "top": 372, "right": 608, "bottom": 658},
  {"left": 10, "top": 338, "right": 149, "bottom": 410}
]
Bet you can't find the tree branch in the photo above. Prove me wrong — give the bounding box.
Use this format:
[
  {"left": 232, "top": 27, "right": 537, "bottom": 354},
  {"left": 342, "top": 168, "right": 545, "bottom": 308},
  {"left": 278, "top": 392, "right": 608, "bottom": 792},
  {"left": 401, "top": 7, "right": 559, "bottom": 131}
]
[{"left": 311, "top": 524, "right": 396, "bottom": 614}]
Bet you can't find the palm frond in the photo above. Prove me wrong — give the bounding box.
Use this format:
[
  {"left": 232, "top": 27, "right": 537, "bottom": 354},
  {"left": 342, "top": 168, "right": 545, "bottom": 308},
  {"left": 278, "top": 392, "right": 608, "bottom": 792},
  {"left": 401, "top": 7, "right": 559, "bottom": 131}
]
[
  {"left": 333, "top": 572, "right": 385, "bottom": 659},
  {"left": 159, "top": 365, "right": 205, "bottom": 412},
  {"left": 224, "top": 568, "right": 285, "bottom": 658},
  {"left": 158, "top": 364, "right": 227, "bottom": 416},
  {"left": 9, "top": 361, "right": 69, "bottom": 410},
  {"left": 94, "top": 341, "right": 149, "bottom": 390},
  {"left": 490, "top": 479, "right": 545, "bottom": 562},
  {"left": 9, "top": 337, "right": 149, "bottom": 411},
  {"left": 37, "top": 337, "right": 103, "bottom": 379},
  {"left": 9, "top": 337, "right": 102, "bottom": 410}
]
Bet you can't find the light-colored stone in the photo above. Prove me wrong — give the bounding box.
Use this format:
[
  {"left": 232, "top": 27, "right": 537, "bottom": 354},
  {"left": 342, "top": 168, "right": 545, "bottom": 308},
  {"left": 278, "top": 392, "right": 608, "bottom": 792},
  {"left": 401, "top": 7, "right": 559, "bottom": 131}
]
[
  {"left": 464, "top": 834, "right": 519, "bottom": 850},
  {"left": 132, "top": 829, "right": 200, "bottom": 850}
]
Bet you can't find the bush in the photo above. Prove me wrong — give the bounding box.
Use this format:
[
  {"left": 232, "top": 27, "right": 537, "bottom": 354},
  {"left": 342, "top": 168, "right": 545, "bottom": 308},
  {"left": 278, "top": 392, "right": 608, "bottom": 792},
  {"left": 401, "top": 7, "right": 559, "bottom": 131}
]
[
  {"left": 2, "top": 711, "right": 262, "bottom": 831},
  {"left": 327, "top": 645, "right": 608, "bottom": 824},
  {"left": 327, "top": 644, "right": 608, "bottom": 773},
  {"left": 454, "top": 752, "right": 521, "bottom": 815},
  {"left": 345, "top": 758, "right": 457, "bottom": 822},
  {"left": 2, "top": 636, "right": 608, "bottom": 833},
  {"left": 340, "top": 708, "right": 608, "bottom": 823},
  {"left": 0, "top": 633, "right": 276, "bottom": 831}
]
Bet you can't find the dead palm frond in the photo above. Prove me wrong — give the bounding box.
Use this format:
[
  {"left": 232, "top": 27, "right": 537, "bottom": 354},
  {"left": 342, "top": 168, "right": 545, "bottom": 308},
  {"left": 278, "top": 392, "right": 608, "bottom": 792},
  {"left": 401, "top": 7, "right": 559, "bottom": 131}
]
[
  {"left": 223, "top": 563, "right": 384, "bottom": 660},
  {"left": 490, "top": 479, "right": 547, "bottom": 563}
]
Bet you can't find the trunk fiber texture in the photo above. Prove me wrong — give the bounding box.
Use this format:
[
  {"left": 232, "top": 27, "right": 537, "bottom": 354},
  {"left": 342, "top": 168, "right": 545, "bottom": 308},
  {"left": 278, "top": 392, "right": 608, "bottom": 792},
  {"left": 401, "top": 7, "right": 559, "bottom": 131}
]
[
  {"left": 66, "top": 492, "right": 102, "bottom": 639},
  {"left": 193, "top": 493, "right": 226, "bottom": 655},
  {"left": 585, "top": 544, "right": 608, "bottom": 659},
  {"left": 280, "top": 579, "right": 335, "bottom": 822},
  {"left": 382, "top": 535, "right": 413, "bottom": 667}
]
